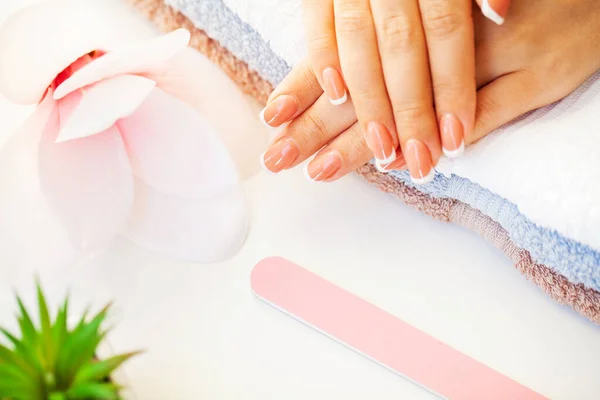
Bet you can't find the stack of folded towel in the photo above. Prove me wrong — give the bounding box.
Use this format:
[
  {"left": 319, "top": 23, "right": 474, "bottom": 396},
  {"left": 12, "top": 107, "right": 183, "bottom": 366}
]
[{"left": 129, "top": 0, "right": 600, "bottom": 324}]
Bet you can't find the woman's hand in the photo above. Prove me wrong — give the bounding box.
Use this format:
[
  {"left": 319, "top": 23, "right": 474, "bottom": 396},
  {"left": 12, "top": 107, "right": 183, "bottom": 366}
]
[
  {"left": 261, "top": 0, "right": 510, "bottom": 184},
  {"left": 260, "top": 0, "right": 600, "bottom": 183}
]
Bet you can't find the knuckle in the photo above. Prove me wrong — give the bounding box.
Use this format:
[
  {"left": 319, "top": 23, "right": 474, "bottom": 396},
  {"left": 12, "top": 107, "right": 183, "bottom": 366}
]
[
  {"left": 393, "top": 103, "right": 431, "bottom": 126},
  {"left": 422, "top": 1, "right": 464, "bottom": 39},
  {"left": 378, "top": 14, "right": 418, "bottom": 52},
  {"left": 336, "top": 2, "right": 371, "bottom": 34},
  {"left": 347, "top": 128, "right": 369, "bottom": 155},
  {"left": 308, "top": 34, "right": 336, "bottom": 54},
  {"left": 303, "top": 110, "right": 329, "bottom": 143},
  {"left": 432, "top": 78, "right": 471, "bottom": 106}
]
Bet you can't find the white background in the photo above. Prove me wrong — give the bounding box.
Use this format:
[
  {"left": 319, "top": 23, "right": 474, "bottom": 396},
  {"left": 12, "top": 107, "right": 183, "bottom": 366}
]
[{"left": 0, "top": 1, "right": 599, "bottom": 399}]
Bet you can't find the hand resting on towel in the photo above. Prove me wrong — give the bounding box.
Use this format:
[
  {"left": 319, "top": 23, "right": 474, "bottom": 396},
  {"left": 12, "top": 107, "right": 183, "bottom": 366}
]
[{"left": 260, "top": 0, "right": 600, "bottom": 183}]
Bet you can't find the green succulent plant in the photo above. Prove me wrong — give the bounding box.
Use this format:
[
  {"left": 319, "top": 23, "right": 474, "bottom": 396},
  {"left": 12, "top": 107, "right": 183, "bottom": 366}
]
[{"left": 0, "top": 282, "right": 139, "bottom": 400}]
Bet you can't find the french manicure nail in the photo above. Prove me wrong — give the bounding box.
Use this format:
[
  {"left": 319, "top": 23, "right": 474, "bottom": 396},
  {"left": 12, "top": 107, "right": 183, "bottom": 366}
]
[
  {"left": 305, "top": 151, "right": 342, "bottom": 182},
  {"left": 261, "top": 138, "right": 299, "bottom": 173},
  {"left": 440, "top": 114, "right": 465, "bottom": 159},
  {"left": 322, "top": 67, "right": 347, "bottom": 106},
  {"left": 482, "top": 0, "right": 507, "bottom": 25},
  {"left": 367, "top": 122, "right": 397, "bottom": 164},
  {"left": 376, "top": 154, "right": 407, "bottom": 173},
  {"left": 259, "top": 95, "right": 299, "bottom": 127},
  {"left": 404, "top": 139, "right": 435, "bottom": 185}
]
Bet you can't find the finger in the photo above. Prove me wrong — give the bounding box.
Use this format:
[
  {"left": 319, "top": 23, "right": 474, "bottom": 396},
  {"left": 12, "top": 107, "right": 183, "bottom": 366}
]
[
  {"left": 261, "top": 94, "right": 357, "bottom": 173},
  {"left": 370, "top": 0, "right": 440, "bottom": 185},
  {"left": 260, "top": 60, "right": 323, "bottom": 128},
  {"left": 334, "top": 0, "right": 399, "bottom": 166},
  {"left": 302, "top": 0, "right": 348, "bottom": 105},
  {"left": 470, "top": 71, "right": 541, "bottom": 143},
  {"left": 419, "top": 0, "right": 475, "bottom": 159},
  {"left": 474, "top": 0, "right": 512, "bottom": 26},
  {"left": 304, "top": 122, "right": 373, "bottom": 182}
]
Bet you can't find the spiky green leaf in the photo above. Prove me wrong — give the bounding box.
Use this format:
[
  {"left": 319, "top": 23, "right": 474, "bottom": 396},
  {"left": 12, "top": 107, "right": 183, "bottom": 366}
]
[
  {"left": 37, "top": 281, "right": 55, "bottom": 369},
  {"left": 52, "top": 297, "right": 69, "bottom": 350},
  {"left": 74, "top": 352, "right": 140, "bottom": 384},
  {"left": 56, "top": 305, "right": 110, "bottom": 384},
  {"left": 0, "top": 375, "right": 40, "bottom": 400},
  {"left": 49, "top": 392, "right": 67, "bottom": 400},
  {"left": 0, "top": 343, "right": 34, "bottom": 377},
  {"left": 67, "top": 382, "right": 119, "bottom": 399},
  {"left": 0, "top": 362, "right": 31, "bottom": 381},
  {"left": 1, "top": 328, "right": 42, "bottom": 377},
  {"left": 0, "top": 327, "right": 19, "bottom": 347},
  {"left": 16, "top": 296, "right": 37, "bottom": 344}
]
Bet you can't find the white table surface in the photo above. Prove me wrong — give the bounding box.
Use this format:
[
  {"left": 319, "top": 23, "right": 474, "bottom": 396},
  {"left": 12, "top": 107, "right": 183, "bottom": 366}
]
[{"left": 0, "top": 1, "right": 599, "bottom": 399}]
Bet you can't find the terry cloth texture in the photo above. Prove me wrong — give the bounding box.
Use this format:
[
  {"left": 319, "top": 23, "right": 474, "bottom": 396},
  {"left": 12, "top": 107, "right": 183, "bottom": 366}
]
[{"left": 128, "top": 0, "right": 600, "bottom": 324}]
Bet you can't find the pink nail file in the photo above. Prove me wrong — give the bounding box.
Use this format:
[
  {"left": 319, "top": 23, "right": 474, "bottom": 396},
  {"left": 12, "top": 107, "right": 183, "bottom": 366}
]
[{"left": 250, "top": 257, "right": 548, "bottom": 400}]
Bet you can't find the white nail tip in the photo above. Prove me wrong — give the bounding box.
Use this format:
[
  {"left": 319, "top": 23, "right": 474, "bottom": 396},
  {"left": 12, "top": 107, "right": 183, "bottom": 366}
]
[
  {"left": 303, "top": 163, "right": 317, "bottom": 182},
  {"left": 375, "top": 159, "right": 390, "bottom": 173},
  {"left": 259, "top": 108, "right": 271, "bottom": 127},
  {"left": 376, "top": 148, "right": 396, "bottom": 165},
  {"left": 442, "top": 142, "right": 465, "bottom": 159},
  {"left": 482, "top": 0, "right": 505, "bottom": 25},
  {"left": 411, "top": 168, "right": 436, "bottom": 185},
  {"left": 259, "top": 152, "right": 273, "bottom": 174},
  {"left": 329, "top": 92, "right": 348, "bottom": 106}
]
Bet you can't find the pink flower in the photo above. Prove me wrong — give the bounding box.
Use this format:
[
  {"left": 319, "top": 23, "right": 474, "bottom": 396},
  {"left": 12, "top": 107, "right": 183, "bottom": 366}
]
[{"left": 0, "top": 3, "right": 248, "bottom": 263}]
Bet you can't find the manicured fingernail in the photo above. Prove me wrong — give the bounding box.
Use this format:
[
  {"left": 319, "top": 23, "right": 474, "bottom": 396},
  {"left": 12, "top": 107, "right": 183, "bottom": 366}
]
[
  {"left": 304, "top": 151, "right": 342, "bottom": 182},
  {"left": 482, "top": 0, "right": 507, "bottom": 25},
  {"left": 261, "top": 138, "right": 299, "bottom": 172},
  {"left": 404, "top": 139, "right": 435, "bottom": 185},
  {"left": 366, "top": 122, "right": 396, "bottom": 164},
  {"left": 376, "top": 154, "right": 406, "bottom": 173},
  {"left": 440, "top": 114, "right": 465, "bottom": 159},
  {"left": 259, "top": 95, "right": 299, "bottom": 127},
  {"left": 322, "top": 67, "right": 347, "bottom": 106}
]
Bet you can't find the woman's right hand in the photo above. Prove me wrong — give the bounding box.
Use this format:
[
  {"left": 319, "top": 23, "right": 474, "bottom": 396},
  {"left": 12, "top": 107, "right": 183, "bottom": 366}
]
[
  {"left": 261, "top": 0, "right": 510, "bottom": 184},
  {"left": 260, "top": 0, "right": 600, "bottom": 182}
]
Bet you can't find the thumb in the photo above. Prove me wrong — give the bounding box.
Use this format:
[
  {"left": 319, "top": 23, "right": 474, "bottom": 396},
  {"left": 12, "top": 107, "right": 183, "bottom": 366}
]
[
  {"left": 468, "top": 71, "right": 541, "bottom": 144},
  {"left": 474, "top": 0, "right": 511, "bottom": 25}
]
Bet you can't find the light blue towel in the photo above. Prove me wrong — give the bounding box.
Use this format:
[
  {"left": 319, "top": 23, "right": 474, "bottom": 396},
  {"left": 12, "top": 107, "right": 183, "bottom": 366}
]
[{"left": 167, "top": 0, "right": 600, "bottom": 292}]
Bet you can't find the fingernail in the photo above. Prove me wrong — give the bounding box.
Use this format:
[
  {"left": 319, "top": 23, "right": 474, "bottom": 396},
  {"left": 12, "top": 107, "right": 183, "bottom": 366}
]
[
  {"left": 404, "top": 139, "right": 435, "bottom": 185},
  {"left": 322, "top": 67, "right": 347, "bottom": 106},
  {"left": 366, "top": 122, "right": 397, "bottom": 164},
  {"left": 261, "top": 138, "right": 299, "bottom": 173},
  {"left": 259, "top": 95, "right": 299, "bottom": 127},
  {"left": 440, "top": 114, "right": 465, "bottom": 159},
  {"left": 376, "top": 154, "right": 406, "bottom": 173},
  {"left": 304, "top": 151, "right": 342, "bottom": 182},
  {"left": 482, "top": 0, "right": 507, "bottom": 25}
]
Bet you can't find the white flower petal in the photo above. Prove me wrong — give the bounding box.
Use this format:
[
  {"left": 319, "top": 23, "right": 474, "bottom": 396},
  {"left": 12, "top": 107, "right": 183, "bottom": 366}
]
[
  {"left": 0, "top": 91, "right": 76, "bottom": 272},
  {"left": 118, "top": 87, "right": 240, "bottom": 199},
  {"left": 38, "top": 106, "right": 134, "bottom": 252},
  {"left": 122, "top": 177, "right": 248, "bottom": 263},
  {"left": 0, "top": 0, "right": 117, "bottom": 104},
  {"left": 56, "top": 75, "right": 155, "bottom": 142},
  {"left": 53, "top": 29, "right": 190, "bottom": 100}
]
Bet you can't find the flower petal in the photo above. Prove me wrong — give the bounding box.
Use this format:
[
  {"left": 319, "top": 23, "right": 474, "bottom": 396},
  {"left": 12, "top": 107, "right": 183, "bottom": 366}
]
[
  {"left": 0, "top": 92, "right": 76, "bottom": 272},
  {"left": 143, "top": 47, "right": 270, "bottom": 181},
  {"left": 122, "top": 177, "right": 248, "bottom": 263},
  {"left": 56, "top": 75, "right": 156, "bottom": 142},
  {"left": 117, "top": 87, "right": 240, "bottom": 199},
  {"left": 38, "top": 106, "right": 134, "bottom": 252},
  {"left": 0, "top": 0, "right": 118, "bottom": 104},
  {"left": 53, "top": 29, "right": 190, "bottom": 100}
]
